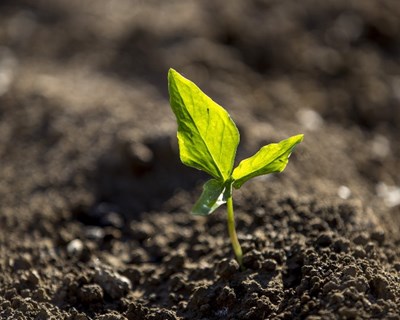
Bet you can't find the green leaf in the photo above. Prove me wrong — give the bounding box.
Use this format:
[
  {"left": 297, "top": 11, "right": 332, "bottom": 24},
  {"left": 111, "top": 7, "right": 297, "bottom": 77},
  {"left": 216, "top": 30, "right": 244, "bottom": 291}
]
[
  {"left": 168, "top": 69, "right": 239, "bottom": 181},
  {"left": 232, "top": 134, "right": 304, "bottom": 189},
  {"left": 192, "top": 179, "right": 227, "bottom": 216}
]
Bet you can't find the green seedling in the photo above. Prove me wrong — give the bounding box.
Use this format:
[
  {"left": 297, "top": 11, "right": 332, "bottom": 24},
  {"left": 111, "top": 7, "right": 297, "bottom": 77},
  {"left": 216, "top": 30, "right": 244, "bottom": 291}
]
[{"left": 168, "top": 69, "right": 303, "bottom": 267}]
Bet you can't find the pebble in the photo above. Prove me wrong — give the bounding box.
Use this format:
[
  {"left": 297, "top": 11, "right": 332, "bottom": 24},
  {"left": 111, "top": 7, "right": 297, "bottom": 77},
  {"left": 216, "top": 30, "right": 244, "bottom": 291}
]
[
  {"left": 376, "top": 183, "right": 400, "bottom": 208},
  {"left": 338, "top": 185, "right": 352, "bottom": 200},
  {"left": 67, "top": 239, "right": 84, "bottom": 257},
  {"left": 297, "top": 108, "right": 324, "bottom": 131}
]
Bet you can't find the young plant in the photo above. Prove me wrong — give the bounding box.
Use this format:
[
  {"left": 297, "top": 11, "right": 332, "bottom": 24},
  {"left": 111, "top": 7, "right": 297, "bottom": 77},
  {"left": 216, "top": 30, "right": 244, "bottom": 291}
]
[{"left": 168, "top": 69, "right": 303, "bottom": 267}]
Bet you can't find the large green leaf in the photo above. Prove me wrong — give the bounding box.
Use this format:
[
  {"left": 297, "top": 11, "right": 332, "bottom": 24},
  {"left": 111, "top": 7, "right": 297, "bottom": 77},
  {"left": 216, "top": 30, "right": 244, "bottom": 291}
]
[
  {"left": 168, "top": 69, "right": 239, "bottom": 181},
  {"left": 192, "top": 179, "right": 227, "bottom": 216},
  {"left": 232, "top": 134, "right": 304, "bottom": 189}
]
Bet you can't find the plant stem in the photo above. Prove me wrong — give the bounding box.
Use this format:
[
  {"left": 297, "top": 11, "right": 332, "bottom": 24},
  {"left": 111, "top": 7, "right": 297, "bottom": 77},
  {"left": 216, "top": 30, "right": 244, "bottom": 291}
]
[{"left": 226, "top": 194, "right": 243, "bottom": 267}]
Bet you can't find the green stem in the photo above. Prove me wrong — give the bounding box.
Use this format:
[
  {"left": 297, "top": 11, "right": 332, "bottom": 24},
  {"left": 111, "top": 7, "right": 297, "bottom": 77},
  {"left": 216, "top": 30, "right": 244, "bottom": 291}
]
[{"left": 226, "top": 194, "right": 243, "bottom": 267}]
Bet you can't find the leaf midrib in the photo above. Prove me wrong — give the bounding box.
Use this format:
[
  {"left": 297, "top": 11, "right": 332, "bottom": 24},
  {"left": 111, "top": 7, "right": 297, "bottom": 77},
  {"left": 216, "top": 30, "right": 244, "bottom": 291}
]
[
  {"left": 176, "top": 81, "right": 226, "bottom": 180},
  {"left": 233, "top": 143, "right": 294, "bottom": 180}
]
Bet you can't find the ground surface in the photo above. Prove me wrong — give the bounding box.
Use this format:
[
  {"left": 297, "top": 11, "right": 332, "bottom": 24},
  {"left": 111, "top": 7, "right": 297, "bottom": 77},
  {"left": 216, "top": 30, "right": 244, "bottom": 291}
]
[{"left": 1, "top": 1, "right": 400, "bottom": 319}]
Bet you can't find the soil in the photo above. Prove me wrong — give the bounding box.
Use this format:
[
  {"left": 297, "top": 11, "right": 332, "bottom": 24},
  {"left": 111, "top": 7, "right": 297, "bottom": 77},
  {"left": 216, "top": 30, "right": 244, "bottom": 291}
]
[{"left": 1, "top": 1, "right": 400, "bottom": 319}]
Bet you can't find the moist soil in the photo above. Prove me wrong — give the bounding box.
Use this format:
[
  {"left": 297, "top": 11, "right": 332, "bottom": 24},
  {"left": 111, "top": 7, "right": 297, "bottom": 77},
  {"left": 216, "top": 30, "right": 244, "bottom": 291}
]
[{"left": 1, "top": 1, "right": 400, "bottom": 319}]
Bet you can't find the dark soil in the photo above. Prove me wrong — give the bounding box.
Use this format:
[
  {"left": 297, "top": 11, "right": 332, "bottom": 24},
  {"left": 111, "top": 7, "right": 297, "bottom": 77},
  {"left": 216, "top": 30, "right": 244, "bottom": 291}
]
[{"left": 1, "top": 1, "right": 400, "bottom": 319}]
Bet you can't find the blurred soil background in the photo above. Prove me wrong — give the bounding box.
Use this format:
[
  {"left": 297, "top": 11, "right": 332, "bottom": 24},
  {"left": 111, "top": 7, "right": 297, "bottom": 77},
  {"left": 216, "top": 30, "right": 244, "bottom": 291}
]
[{"left": 1, "top": 1, "right": 400, "bottom": 319}]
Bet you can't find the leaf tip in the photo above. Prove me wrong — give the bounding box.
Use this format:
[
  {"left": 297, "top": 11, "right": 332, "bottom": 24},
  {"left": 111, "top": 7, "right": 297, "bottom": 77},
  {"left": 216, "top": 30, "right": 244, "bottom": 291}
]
[
  {"left": 168, "top": 67, "right": 177, "bottom": 76},
  {"left": 168, "top": 68, "right": 177, "bottom": 83}
]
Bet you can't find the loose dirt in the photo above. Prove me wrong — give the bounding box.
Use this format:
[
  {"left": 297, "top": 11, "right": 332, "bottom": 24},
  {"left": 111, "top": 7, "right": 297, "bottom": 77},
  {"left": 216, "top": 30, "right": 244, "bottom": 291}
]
[{"left": 1, "top": 1, "right": 400, "bottom": 319}]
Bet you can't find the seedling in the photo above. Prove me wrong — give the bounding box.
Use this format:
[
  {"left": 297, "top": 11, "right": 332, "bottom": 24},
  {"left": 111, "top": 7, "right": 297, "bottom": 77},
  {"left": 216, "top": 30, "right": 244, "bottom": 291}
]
[{"left": 168, "top": 69, "right": 303, "bottom": 267}]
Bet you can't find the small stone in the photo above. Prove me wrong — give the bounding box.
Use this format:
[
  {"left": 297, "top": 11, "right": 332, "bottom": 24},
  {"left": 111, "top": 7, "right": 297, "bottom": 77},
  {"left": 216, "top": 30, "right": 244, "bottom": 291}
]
[
  {"left": 338, "top": 185, "right": 351, "bottom": 199},
  {"left": 254, "top": 207, "right": 266, "bottom": 218},
  {"left": 67, "top": 239, "right": 84, "bottom": 257},
  {"left": 129, "top": 142, "right": 154, "bottom": 165},
  {"left": 297, "top": 108, "right": 323, "bottom": 131}
]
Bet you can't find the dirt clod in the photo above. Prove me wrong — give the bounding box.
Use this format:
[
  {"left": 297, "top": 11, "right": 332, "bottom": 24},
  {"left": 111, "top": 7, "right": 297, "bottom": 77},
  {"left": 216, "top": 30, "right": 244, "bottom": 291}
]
[{"left": 93, "top": 267, "right": 132, "bottom": 300}]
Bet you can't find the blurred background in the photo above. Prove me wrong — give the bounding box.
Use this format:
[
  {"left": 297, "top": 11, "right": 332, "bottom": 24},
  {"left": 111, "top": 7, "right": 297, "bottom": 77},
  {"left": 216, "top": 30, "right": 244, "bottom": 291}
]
[{"left": 0, "top": 0, "right": 399, "bottom": 231}]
